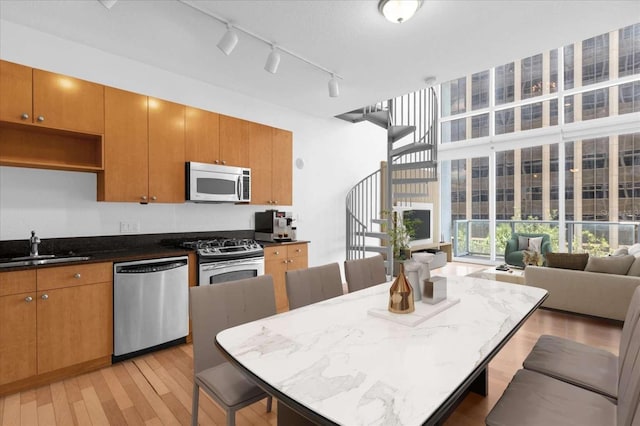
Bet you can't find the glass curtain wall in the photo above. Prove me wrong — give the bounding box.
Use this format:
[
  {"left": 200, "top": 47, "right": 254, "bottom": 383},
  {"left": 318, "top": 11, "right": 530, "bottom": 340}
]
[{"left": 443, "top": 23, "right": 640, "bottom": 260}]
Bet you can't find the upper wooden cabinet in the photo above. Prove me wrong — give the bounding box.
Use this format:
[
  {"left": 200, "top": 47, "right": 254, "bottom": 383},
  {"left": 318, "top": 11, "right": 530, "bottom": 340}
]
[
  {"left": 99, "top": 88, "right": 185, "bottom": 203},
  {"left": 185, "top": 106, "right": 220, "bottom": 164},
  {"left": 249, "top": 123, "right": 293, "bottom": 205},
  {"left": 0, "top": 60, "right": 104, "bottom": 134},
  {"left": 219, "top": 115, "right": 249, "bottom": 167}
]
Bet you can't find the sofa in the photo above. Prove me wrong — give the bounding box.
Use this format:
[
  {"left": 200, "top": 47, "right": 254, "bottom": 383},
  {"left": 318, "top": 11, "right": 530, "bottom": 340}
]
[
  {"left": 505, "top": 232, "right": 552, "bottom": 268},
  {"left": 524, "top": 248, "right": 640, "bottom": 321}
]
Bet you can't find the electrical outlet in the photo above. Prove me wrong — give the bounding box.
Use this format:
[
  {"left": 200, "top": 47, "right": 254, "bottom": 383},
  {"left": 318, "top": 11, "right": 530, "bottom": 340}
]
[{"left": 120, "top": 221, "right": 140, "bottom": 234}]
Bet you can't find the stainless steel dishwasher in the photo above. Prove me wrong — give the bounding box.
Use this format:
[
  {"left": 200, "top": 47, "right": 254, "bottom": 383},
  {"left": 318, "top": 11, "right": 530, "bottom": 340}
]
[{"left": 113, "top": 256, "right": 189, "bottom": 361}]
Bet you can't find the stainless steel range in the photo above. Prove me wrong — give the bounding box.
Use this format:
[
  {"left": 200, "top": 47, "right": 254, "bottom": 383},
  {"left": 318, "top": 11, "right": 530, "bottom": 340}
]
[{"left": 181, "top": 238, "right": 265, "bottom": 286}]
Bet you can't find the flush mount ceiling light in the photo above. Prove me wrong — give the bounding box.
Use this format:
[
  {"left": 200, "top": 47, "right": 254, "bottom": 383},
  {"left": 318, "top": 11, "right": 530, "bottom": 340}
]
[
  {"left": 97, "top": 0, "right": 118, "bottom": 9},
  {"left": 179, "top": 0, "right": 342, "bottom": 98},
  {"left": 264, "top": 45, "right": 281, "bottom": 74},
  {"left": 217, "top": 24, "right": 239, "bottom": 56},
  {"left": 378, "top": 0, "right": 423, "bottom": 24}
]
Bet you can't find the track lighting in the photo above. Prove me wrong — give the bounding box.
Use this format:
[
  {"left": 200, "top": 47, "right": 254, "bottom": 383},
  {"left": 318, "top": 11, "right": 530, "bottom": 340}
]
[
  {"left": 264, "top": 46, "right": 281, "bottom": 74},
  {"left": 328, "top": 74, "right": 340, "bottom": 98},
  {"left": 98, "top": 0, "right": 117, "bottom": 9},
  {"left": 180, "top": 0, "right": 342, "bottom": 98},
  {"left": 217, "top": 25, "right": 238, "bottom": 56}
]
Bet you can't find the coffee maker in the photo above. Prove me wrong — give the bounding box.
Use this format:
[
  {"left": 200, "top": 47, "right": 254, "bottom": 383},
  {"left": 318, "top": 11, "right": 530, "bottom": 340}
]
[{"left": 254, "top": 210, "right": 295, "bottom": 242}]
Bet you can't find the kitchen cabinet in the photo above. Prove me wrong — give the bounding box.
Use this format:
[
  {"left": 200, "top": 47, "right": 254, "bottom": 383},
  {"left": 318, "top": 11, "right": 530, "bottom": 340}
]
[
  {"left": 99, "top": 87, "right": 185, "bottom": 203},
  {"left": 0, "top": 270, "right": 37, "bottom": 386},
  {"left": 0, "top": 263, "right": 112, "bottom": 394},
  {"left": 249, "top": 124, "right": 293, "bottom": 206},
  {"left": 264, "top": 243, "right": 308, "bottom": 312},
  {"left": 0, "top": 60, "right": 104, "bottom": 134},
  {"left": 219, "top": 114, "right": 249, "bottom": 167},
  {"left": 0, "top": 60, "right": 104, "bottom": 172},
  {"left": 185, "top": 106, "right": 220, "bottom": 164}
]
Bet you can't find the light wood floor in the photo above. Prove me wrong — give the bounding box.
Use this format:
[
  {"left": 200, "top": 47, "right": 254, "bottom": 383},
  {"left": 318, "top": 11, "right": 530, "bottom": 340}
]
[{"left": 0, "top": 262, "right": 623, "bottom": 426}]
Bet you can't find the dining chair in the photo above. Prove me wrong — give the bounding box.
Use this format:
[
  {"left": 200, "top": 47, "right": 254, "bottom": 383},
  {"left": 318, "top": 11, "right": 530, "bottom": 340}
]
[
  {"left": 486, "top": 309, "right": 640, "bottom": 426},
  {"left": 344, "top": 254, "right": 387, "bottom": 293},
  {"left": 285, "top": 262, "right": 343, "bottom": 309},
  {"left": 522, "top": 285, "right": 640, "bottom": 400},
  {"left": 190, "top": 275, "right": 275, "bottom": 426}
]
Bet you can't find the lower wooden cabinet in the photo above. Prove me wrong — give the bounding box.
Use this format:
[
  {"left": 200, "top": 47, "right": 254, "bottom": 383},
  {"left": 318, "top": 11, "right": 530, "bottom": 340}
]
[
  {"left": 0, "top": 263, "right": 112, "bottom": 394},
  {"left": 264, "top": 243, "right": 308, "bottom": 312}
]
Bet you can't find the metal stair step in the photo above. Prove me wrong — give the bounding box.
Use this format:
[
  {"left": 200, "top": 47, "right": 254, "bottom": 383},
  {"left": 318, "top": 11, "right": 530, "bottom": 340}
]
[
  {"left": 389, "top": 125, "right": 416, "bottom": 143},
  {"left": 364, "top": 110, "right": 389, "bottom": 129},
  {"left": 372, "top": 218, "right": 388, "bottom": 224},
  {"left": 390, "top": 142, "right": 436, "bottom": 157},
  {"left": 362, "top": 246, "right": 390, "bottom": 254},
  {"left": 355, "top": 231, "right": 388, "bottom": 240},
  {"left": 390, "top": 160, "right": 438, "bottom": 172},
  {"left": 334, "top": 109, "right": 367, "bottom": 123},
  {"left": 392, "top": 177, "right": 435, "bottom": 185},
  {"left": 393, "top": 192, "right": 430, "bottom": 199}
]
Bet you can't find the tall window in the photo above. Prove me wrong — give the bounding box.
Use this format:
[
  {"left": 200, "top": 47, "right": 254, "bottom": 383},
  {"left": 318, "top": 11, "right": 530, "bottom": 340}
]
[
  {"left": 495, "top": 62, "right": 515, "bottom": 105},
  {"left": 442, "top": 118, "right": 466, "bottom": 143},
  {"left": 471, "top": 158, "right": 489, "bottom": 219},
  {"left": 521, "top": 54, "right": 543, "bottom": 99},
  {"left": 565, "top": 141, "right": 576, "bottom": 221},
  {"left": 521, "top": 102, "right": 543, "bottom": 130},
  {"left": 450, "top": 160, "right": 467, "bottom": 220},
  {"left": 582, "top": 88, "right": 609, "bottom": 120},
  {"left": 496, "top": 151, "right": 515, "bottom": 220},
  {"left": 520, "top": 146, "right": 543, "bottom": 219},
  {"left": 471, "top": 113, "right": 489, "bottom": 138},
  {"left": 582, "top": 33, "right": 610, "bottom": 85},
  {"left": 564, "top": 44, "right": 575, "bottom": 89},
  {"left": 549, "top": 144, "right": 560, "bottom": 218},
  {"left": 619, "top": 81, "right": 640, "bottom": 114},
  {"left": 495, "top": 108, "right": 515, "bottom": 135},
  {"left": 472, "top": 70, "right": 490, "bottom": 110},
  {"left": 618, "top": 133, "right": 640, "bottom": 220},
  {"left": 442, "top": 77, "right": 466, "bottom": 117},
  {"left": 581, "top": 138, "right": 610, "bottom": 221},
  {"left": 549, "top": 50, "right": 558, "bottom": 93},
  {"left": 619, "top": 23, "right": 640, "bottom": 77}
]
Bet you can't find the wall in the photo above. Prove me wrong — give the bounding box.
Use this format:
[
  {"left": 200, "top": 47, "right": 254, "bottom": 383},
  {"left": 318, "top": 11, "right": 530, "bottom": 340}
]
[{"left": 0, "top": 20, "right": 387, "bottom": 269}]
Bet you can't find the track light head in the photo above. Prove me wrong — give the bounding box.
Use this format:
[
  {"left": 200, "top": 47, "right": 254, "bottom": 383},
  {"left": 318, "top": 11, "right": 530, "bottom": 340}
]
[
  {"left": 217, "top": 25, "right": 239, "bottom": 56},
  {"left": 98, "top": 0, "right": 117, "bottom": 9},
  {"left": 264, "top": 47, "right": 281, "bottom": 74},
  {"left": 328, "top": 74, "right": 340, "bottom": 98}
]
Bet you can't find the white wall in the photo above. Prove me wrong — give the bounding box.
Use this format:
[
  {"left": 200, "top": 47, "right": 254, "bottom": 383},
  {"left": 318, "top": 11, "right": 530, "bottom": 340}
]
[{"left": 0, "top": 20, "right": 387, "bottom": 268}]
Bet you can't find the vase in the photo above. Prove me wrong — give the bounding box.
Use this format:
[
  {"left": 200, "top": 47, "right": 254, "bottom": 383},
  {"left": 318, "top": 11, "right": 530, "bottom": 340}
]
[
  {"left": 403, "top": 259, "right": 422, "bottom": 301},
  {"left": 388, "top": 263, "right": 415, "bottom": 314}
]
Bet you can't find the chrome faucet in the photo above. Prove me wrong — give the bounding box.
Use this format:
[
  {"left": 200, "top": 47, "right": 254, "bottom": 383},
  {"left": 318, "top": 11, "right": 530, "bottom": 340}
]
[{"left": 29, "top": 230, "right": 40, "bottom": 257}]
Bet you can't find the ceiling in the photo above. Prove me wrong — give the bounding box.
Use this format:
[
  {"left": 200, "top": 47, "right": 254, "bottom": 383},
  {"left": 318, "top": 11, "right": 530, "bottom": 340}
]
[{"left": 1, "top": 0, "right": 639, "bottom": 118}]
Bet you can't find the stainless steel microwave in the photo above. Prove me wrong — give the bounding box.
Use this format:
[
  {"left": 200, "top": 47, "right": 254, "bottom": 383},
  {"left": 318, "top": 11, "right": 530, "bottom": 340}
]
[{"left": 186, "top": 162, "right": 251, "bottom": 203}]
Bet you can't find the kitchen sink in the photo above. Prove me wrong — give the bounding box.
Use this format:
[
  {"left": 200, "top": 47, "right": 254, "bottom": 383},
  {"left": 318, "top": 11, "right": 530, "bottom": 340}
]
[{"left": 0, "top": 256, "right": 91, "bottom": 268}]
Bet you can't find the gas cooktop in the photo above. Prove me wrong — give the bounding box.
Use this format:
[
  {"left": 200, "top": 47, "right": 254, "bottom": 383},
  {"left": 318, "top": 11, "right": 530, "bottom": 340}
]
[{"left": 181, "top": 238, "right": 263, "bottom": 259}]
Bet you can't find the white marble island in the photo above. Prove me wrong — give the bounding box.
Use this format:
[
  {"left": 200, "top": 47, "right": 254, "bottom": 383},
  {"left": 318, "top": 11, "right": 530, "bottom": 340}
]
[{"left": 216, "top": 275, "right": 548, "bottom": 425}]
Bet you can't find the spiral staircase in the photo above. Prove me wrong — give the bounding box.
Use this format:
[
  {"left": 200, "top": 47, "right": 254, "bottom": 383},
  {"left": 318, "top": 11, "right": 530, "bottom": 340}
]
[{"left": 338, "top": 87, "right": 438, "bottom": 276}]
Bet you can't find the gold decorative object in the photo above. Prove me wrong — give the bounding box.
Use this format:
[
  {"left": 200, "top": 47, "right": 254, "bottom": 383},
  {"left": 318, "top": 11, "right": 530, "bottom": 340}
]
[{"left": 388, "top": 263, "right": 415, "bottom": 314}]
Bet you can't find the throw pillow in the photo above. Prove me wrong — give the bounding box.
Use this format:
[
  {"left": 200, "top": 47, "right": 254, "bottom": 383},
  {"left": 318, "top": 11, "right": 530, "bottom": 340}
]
[
  {"left": 528, "top": 237, "right": 543, "bottom": 252},
  {"left": 545, "top": 253, "right": 590, "bottom": 270},
  {"left": 612, "top": 247, "right": 629, "bottom": 256},
  {"left": 629, "top": 243, "right": 640, "bottom": 257},
  {"left": 518, "top": 236, "right": 529, "bottom": 250},
  {"left": 628, "top": 257, "right": 640, "bottom": 277},
  {"left": 585, "top": 255, "right": 635, "bottom": 275}
]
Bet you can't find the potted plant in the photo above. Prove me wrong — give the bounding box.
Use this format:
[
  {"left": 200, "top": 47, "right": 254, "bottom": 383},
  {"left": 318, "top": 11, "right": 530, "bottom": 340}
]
[{"left": 383, "top": 210, "right": 421, "bottom": 273}]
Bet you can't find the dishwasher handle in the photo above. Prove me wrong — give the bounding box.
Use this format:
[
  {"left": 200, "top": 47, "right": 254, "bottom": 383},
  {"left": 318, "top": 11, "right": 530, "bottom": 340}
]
[{"left": 116, "top": 259, "right": 188, "bottom": 274}]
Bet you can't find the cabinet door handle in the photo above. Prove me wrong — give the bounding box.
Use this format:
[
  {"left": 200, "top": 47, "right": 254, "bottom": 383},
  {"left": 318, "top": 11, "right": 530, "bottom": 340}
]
[
  {"left": 41, "top": 294, "right": 49, "bottom": 300},
  {"left": 214, "top": 160, "right": 219, "bottom": 164},
  {"left": 274, "top": 200, "right": 278, "bottom": 204},
  {"left": 222, "top": 160, "right": 226, "bottom": 165},
  {"left": 74, "top": 273, "right": 81, "bottom": 279},
  {"left": 141, "top": 195, "right": 147, "bottom": 201},
  {"left": 282, "top": 260, "right": 288, "bottom": 264},
  {"left": 36, "top": 115, "right": 45, "bottom": 122},
  {"left": 151, "top": 196, "right": 157, "bottom": 201},
  {"left": 21, "top": 113, "right": 29, "bottom": 120},
  {"left": 274, "top": 251, "right": 279, "bottom": 255},
  {"left": 25, "top": 296, "right": 33, "bottom": 303}
]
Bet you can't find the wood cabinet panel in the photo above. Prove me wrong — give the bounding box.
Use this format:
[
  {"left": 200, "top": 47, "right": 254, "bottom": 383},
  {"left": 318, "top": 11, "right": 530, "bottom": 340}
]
[
  {"left": 148, "top": 98, "right": 185, "bottom": 203},
  {"left": 32, "top": 69, "right": 104, "bottom": 134},
  {"left": 100, "top": 87, "right": 149, "bottom": 202},
  {"left": 219, "top": 115, "right": 249, "bottom": 167},
  {"left": 249, "top": 122, "right": 273, "bottom": 205},
  {"left": 37, "top": 262, "right": 112, "bottom": 291},
  {"left": 0, "top": 269, "right": 36, "bottom": 297},
  {"left": 37, "top": 281, "right": 112, "bottom": 374},
  {"left": 0, "top": 292, "right": 37, "bottom": 385},
  {"left": 272, "top": 128, "right": 293, "bottom": 206},
  {"left": 185, "top": 106, "right": 220, "bottom": 164},
  {"left": 265, "top": 243, "right": 309, "bottom": 313},
  {"left": 0, "top": 60, "right": 32, "bottom": 124}
]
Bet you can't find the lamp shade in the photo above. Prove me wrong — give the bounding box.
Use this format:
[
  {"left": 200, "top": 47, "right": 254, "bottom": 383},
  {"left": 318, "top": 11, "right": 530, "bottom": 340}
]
[
  {"left": 378, "top": 0, "right": 422, "bottom": 23},
  {"left": 217, "top": 27, "right": 239, "bottom": 56}
]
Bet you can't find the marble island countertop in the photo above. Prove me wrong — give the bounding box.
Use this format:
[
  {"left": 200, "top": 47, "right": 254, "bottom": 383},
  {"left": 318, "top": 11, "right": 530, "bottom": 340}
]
[{"left": 217, "top": 275, "right": 548, "bottom": 426}]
